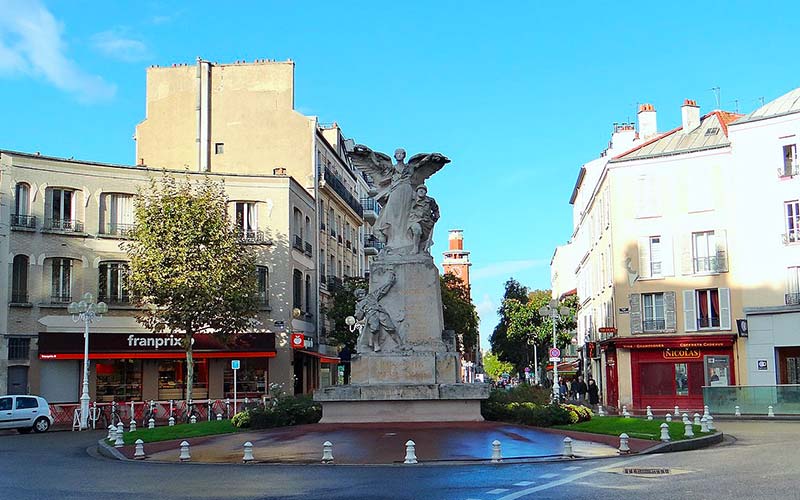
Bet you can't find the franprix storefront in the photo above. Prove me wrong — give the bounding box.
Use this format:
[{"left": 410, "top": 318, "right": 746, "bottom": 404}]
[{"left": 37, "top": 331, "right": 276, "bottom": 403}]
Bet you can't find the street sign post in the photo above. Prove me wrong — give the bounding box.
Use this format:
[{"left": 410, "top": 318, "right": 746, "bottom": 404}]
[
  {"left": 231, "top": 359, "right": 240, "bottom": 415},
  {"left": 549, "top": 347, "right": 561, "bottom": 358}
]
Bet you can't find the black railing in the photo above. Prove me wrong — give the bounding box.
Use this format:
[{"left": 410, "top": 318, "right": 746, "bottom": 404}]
[
  {"left": 44, "top": 218, "right": 84, "bottom": 233},
  {"left": 50, "top": 293, "right": 72, "bottom": 304},
  {"left": 364, "top": 234, "right": 385, "bottom": 250},
  {"left": 239, "top": 229, "right": 270, "bottom": 245},
  {"left": 320, "top": 221, "right": 326, "bottom": 231},
  {"left": 320, "top": 275, "right": 327, "bottom": 286},
  {"left": 304, "top": 242, "right": 312, "bottom": 255},
  {"left": 321, "top": 167, "right": 364, "bottom": 217},
  {"left": 293, "top": 235, "right": 303, "bottom": 250},
  {"left": 10, "top": 290, "right": 28, "bottom": 303},
  {"left": 782, "top": 231, "right": 800, "bottom": 245},
  {"left": 326, "top": 275, "right": 343, "bottom": 290},
  {"left": 103, "top": 223, "right": 135, "bottom": 238},
  {"left": 330, "top": 228, "right": 337, "bottom": 238},
  {"left": 256, "top": 292, "right": 269, "bottom": 308},
  {"left": 786, "top": 293, "right": 800, "bottom": 305},
  {"left": 10, "top": 214, "right": 36, "bottom": 229},
  {"left": 693, "top": 256, "right": 719, "bottom": 273},
  {"left": 778, "top": 163, "right": 799, "bottom": 178},
  {"left": 360, "top": 197, "right": 381, "bottom": 215},
  {"left": 337, "top": 234, "right": 343, "bottom": 244},
  {"left": 346, "top": 239, "right": 351, "bottom": 249},
  {"left": 697, "top": 317, "right": 721, "bottom": 329},
  {"left": 643, "top": 319, "right": 666, "bottom": 332},
  {"left": 99, "top": 293, "right": 131, "bottom": 305}
]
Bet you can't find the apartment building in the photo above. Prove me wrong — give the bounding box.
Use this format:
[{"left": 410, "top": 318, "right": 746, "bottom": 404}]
[{"left": 564, "top": 100, "right": 745, "bottom": 411}]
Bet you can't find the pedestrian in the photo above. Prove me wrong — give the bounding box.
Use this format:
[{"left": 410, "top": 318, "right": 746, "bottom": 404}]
[
  {"left": 559, "top": 377, "right": 568, "bottom": 402},
  {"left": 587, "top": 378, "right": 599, "bottom": 406},
  {"left": 575, "top": 375, "right": 588, "bottom": 402},
  {"left": 569, "top": 377, "right": 578, "bottom": 400}
]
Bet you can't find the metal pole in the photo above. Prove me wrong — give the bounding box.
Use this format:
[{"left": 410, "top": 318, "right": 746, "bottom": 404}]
[
  {"left": 80, "top": 315, "right": 90, "bottom": 430},
  {"left": 233, "top": 369, "right": 237, "bottom": 416},
  {"left": 552, "top": 313, "right": 559, "bottom": 403},
  {"left": 533, "top": 342, "right": 539, "bottom": 385}
]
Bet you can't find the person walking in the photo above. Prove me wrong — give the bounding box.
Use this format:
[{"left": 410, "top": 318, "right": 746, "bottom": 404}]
[
  {"left": 558, "top": 377, "right": 568, "bottom": 402},
  {"left": 575, "top": 375, "right": 588, "bottom": 402},
  {"left": 587, "top": 378, "right": 600, "bottom": 406}
]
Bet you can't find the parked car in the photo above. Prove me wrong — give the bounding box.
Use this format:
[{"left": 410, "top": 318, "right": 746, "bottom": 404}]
[{"left": 0, "top": 395, "right": 54, "bottom": 433}]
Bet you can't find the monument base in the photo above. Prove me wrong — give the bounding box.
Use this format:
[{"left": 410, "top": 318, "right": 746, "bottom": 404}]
[{"left": 314, "top": 383, "right": 490, "bottom": 423}]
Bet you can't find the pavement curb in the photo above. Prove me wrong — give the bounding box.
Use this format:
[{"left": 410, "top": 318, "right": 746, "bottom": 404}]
[
  {"left": 97, "top": 438, "right": 131, "bottom": 461},
  {"left": 640, "top": 431, "right": 724, "bottom": 454}
]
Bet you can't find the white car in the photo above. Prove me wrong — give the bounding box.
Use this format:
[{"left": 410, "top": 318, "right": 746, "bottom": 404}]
[{"left": 0, "top": 395, "right": 54, "bottom": 433}]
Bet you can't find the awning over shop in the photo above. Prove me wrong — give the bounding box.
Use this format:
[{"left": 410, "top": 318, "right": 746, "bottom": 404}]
[
  {"left": 606, "top": 334, "right": 736, "bottom": 350},
  {"left": 546, "top": 359, "right": 580, "bottom": 371},
  {"left": 296, "top": 349, "right": 340, "bottom": 364}
]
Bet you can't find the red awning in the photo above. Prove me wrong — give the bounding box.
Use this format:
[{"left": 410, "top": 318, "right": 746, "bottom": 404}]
[
  {"left": 39, "top": 351, "right": 276, "bottom": 360},
  {"left": 297, "top": 350, "right": 340, "bottom": 364}
]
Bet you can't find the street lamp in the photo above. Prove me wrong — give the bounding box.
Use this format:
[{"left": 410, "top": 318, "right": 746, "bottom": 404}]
[
  {"left": 538, "top": 299, "right": 570, "bottom": 403},
  {"left": 345, "top": 315, "right": 364, "bottom": 336},
  {"left": 463, "top": 360, "right": 474, "bottom": 383},
  {"left": 68, "top": 292, "right": 107, "bottom": 430}
]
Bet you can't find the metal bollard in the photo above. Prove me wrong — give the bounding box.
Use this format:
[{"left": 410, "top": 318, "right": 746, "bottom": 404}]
[
  {"left": 114, "top": 426, "right": 125, "bottom": 448},
  {"left": 618, "top": 433, "right": 630, "bottom": 454},
  {"left": 168, "top": 416, "right": 175, "bottom": 427},
  {"left": 404, "top": 440, "right": 418, "bottom": 464},
  {"left": 562, "top": 437, "right": 573, "bottom": 458},
  {"left": 179, "top": 441, "right": 191, "bottom": 462},
  {"left": 129, "top": 419, "right": 137, "bottom": 433},
  {"left": 734, "top": 405, "right": 741, "bottom": 417},
  {"left": 660, "top": 423, "right": 671, "bottom": 442},
  {"left": 216, "top": 413, "right": 223, "bottom": 421},
  {"left": 682, "top": 413, "right": 689, "bottom": 424},
  {"left": 684, "top": 421, "right": 695, "bottom": 438},
  {"left": 243, "top": 441, "right": 255, "bottom": 463},
  {"left": 321, "top": 441, "right": 333, "bottom": 464},
  {"left": 768, "top": 405, "right": 775, "bottom": 417},
  {"left": 190, "top": 415, "right": 197, "bottom": 424},
  {"left": 707, "top": 415, "right": 715, "bottom": 431},
  {"left": 665, "top": 413, "right": 672, "bottom": 422},
  {"left": 693, "top": 413, "right": 701, "bottom": 426},
  {"left": 107, "top": 424, "right": 115, "bottom": 440},
  {"left": 491, "top": 440, "right": 502, "bottom": 463},
  {"left": 148, "top": 418, "right": 155, "bottom": 429},
  {"left": 134, "top": 439, "right": 145, "bottom": 459},
  {"left": 597, "top": 406, "right": 605, "bottom": 417},
  {"left": 646, "top": 406, "right": 653, "bottom": 420},
  {"left": 674, "top": 406, "right": 680, "bottom": 418},
  {"left": 700, "top": 416, "right": 709, "bottom": 433},
  {"left": 622, "top": 405, "right": 630, "bottom": 418}
]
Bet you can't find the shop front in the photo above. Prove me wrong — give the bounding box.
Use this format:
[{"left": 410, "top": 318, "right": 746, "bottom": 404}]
[
  {"left": 611, "top": 335, "right": 736, "bottom": 411},
  {"left": 37, "top": 331, "right": 276, "bottom": 403}
]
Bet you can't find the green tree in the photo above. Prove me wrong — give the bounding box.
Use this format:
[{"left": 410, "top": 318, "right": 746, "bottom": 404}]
[
  {"left": 323, "top": 276, "right": 368, "bottom": 350},
  {"left": 482, "top": 351, "right": 515, "bottom": 380},
  {"left": 124, "top": 174, "right": 259, "bottom": 407},
  {"left": 440, "top": 273, "right": 480, "bottom": 358},
  {"left": 489, "top": 278, "right": 529, "bottom": 372}
]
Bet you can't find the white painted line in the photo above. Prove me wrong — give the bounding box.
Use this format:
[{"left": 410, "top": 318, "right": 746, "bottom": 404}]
[
  {"left": 539, "top": 473, "right": 557, "bottom": 479},
  {"left": 487, "top": 489, "right": 509, "bottom": 495},
  {"left": 513, "top": 481, "right": 534, "bottom": 486},
  {"left": 564, "top": 466, "right": 581, "bottom": 471},
  {"left": 497, "top": 455, "right": 658, "bottom": 500}
]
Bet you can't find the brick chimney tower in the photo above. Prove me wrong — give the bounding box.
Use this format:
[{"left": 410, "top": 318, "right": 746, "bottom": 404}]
[{"left": 442, "top": 229, "right": 472, "bottom": 290}]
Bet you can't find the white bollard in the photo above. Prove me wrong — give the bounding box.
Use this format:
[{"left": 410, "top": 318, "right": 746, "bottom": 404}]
[
  {"left": 114, "top": 426, "right": 125, "bottom": 448},
  {"left": 134, "top": 439, "right": 145, "bottom": 459},
  {"left": 768, "top": 405, "right": 775, "bottom": 417},
  {"left": 217, "top": 413, "right": 223, "bottom": 421},
  {"left": 168, "top": 416, "right": 175, "bottom": 427},
  {"left": 665, "top": 412, "right": 672, "bottom": 422},
  {"left": 148, "top": 418, "right": 155, "bottom": 429},
  {"left": 404, "top": 440, "right": 418, "bottom": 464},
  {"left": 179, "top": 441, "right": 191, "bottom": 462},
  {"left": 703, "top": 405, "right": 710, "bottom": 420},
  {"left": 700, "top": 416, "right": 709, "bottom": 433},
  {"left": 646, "top": 406, "right": 653, "bottom": 420},
  {"left": 684, "top": 421, "right": 695, "bottom": 438},
  {"left": 562, "top": 437, "right": 573, "bottom": 458},
  {"left": 693, "top": 413, "right": 701, "bottom": 426},
  {"left": 734, "top": 405, "right": 741, "bottom": 417},
  {"left": 597, "top": 406, "right": 605, "bottom": 417},
  {"left": 107, "top": 424, "right": 115, "bottom": 440},
  {"left": 618, "top": 433, "right": 630, "bottom": 454},
  {"left": 707, "top": 415, "right": 715, "bottom": 431},
  {"left": 321, "top": 441, "right": 333, "bottom": 464},
  {"left": 674, "top": 406, "right": 680, "bottom": 418},
  {"left": 491, "top": 440, "right": 502, "bottom": 463},
  {"left": 243, "top": 441, "right": 255, "bottom": 463},
  {"left": 682, "top": 413, "right": 690, "bottom": 424},
  {"left": 622, "top": 405, "right": 630, "bottom": 417},
  {"left": 190, "top": 415, "right": 197, "bottom": 424},
  {"left": 129, "top": 419, "right": 137, "bottom": 433},
  {"left": 660, "top": 423, "right": 671, "bottom": 442}
]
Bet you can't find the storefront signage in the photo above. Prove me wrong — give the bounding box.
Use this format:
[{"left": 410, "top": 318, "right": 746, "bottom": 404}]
[
  {"left": 290, "top": 333, "right": 305, "bottom": 349},
  {"left": 598, "top": 327, "right": 617, "bottom": 333},
  {"left": 757, "top": 359, "right": 768, "bottom": 371},
  {"left": 127, "top": 334, "right": 185, "bottom": 350},
  {"left": 618, "top": 307, "right": 630, "bottom": 314},
  {"left": 663, "top": 348, "right": 702, "bottom": 360}
]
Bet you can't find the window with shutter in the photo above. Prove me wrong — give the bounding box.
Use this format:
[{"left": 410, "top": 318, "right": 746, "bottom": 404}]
[
  {"left": 629, "top": 294, "right": 643, "bottom": 334},
  {"left": 714, "top": 229, "right": 728, "bottom": 273},
  {"left": 683, "top": 290, "right": 696, "bottom": 332},
  {"left": 638, "top": 237, "right": 651, "bottom": 279},
  {"left": 664, "top": 291, "right": 677, "bottom": 332},
  {"left": 660, "top": 235, "right": 675, "bottom": 276},
  {"left": 642, "top": 293, "right": 665, "bottom": 332},
  {"left": 719, "top": 288, "right": 731, "bottom": 330}
]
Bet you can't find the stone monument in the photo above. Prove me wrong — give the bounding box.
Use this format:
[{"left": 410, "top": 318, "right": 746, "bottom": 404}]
[{"left": 314, "top": 146, "right": 489, "bottom": 423}]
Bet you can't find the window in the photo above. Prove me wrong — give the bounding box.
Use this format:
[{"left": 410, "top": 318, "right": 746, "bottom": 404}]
[
  {"left": 95, "top": 360, "right": 142, "bottom": 402},
  {"left": 692, "top": 231, "right": 716, "bottom": 273},
  {"left": 215, "top": 143, "right": 224, "bottom": 154},
  {"left": 257, "top": 266, "right": 269, "bottom": 307},
  {"left": 8, "top": 338, "right": 30, "bottom": 360},
  {"left": 101, "top": 193, "right": 134, "bottom": 236},
  {"left": 782, "top": 144, "right": 798, "bottom": 176},
  {"left": 786, "top": 267, "right": 800, "bottom": 305},
  {"left": 784, "top": 201, "right": 800, "bottom": 244},
  {"left": 12, "top": 183, "right": 34, "bottom": 228},
  {"left": 51, "top": 258, "right": 72, "bottom": 303},
  {"left": 99, "top": 261, "right": 129, "bottom": 304},
  {"left": 0, "top": 397, "right": 11, "bottom": 411},
  {"left": 305, "top": 275, "right": 312, "bottom": 315},
  {"left": 223, "top": 358, "right": 267, "bottom": 397},
  {"left": 293, "top": 269, "right": 303, "bottom": 310},
  {"left": 293, "top": 208, "right": 303, "bottom": 249},
  {"left": 11, "top": 255, "right": 28, "bottom": 303},
  {"left": 47, "top": 188, "right": 78, "bottom": 230},
  {"left": 328, "top": 208, "right": 335, "bottom": 236},
  {"left": 236, "top": 202, "right": 257, "bottom": 234},
  {"left": 305, "top": 216, "right": 311, "bottom": 243},
  {"left": 675, "top": 363, "right": 689, "bottom": 396},
  {"left": 642, "top": 293, "right": 665, "bottom": 332},
  {"left": 16, "top": 396, "right": 38, "bottom": 410},
  {"left": 329, "top": 256, "right": 335, "bottom": 280},
  {"left": 696, "top": 289, "right": 720, "bottom": 329},
  {"left": 649, "top": 237, "right": 662, "bottom": 276}
]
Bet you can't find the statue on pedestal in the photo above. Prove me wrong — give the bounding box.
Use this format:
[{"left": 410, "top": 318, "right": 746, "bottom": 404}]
[{"left": 354, "top": 270, "right": 403, "bottom": 352}]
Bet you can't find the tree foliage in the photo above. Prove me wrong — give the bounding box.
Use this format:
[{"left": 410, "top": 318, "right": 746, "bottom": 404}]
[
  {"left": 323, "top": 276, "right": 369, "bottom": 350},
  {"left": 489, "top": 278, "right": 529, "bottom": 371},
  {"left": 482, "top": 351, "right": 515, "bottom": 380},
  {"left": 440, "top": 273, "right": 479, "bottom": 357},
  {"left": 124, "top": 174, "right": 259, "bottom": 406}
]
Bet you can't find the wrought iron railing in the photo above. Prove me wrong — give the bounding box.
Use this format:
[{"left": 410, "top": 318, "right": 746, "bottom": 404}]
[
  {"left": 50, "top": 293, "right": 72, "bottom": 304},
  {"left": 293, "top": 235, "right": 303, "bottom": 250},
  {"left": 304, "top": 242, "right": 312, "bottom": 255},
  {"left": 326, "top": 275, "right": 343, "bottom": 290},
  {"left": 321, "top": 167, "right": 364, "bottom": 217},
  {"left": 778, "top": 163, "right": 800, "bottom": 178},
  {"left": 364, "top": 234, "right": 385, "bottom": 250},
  {"left": 693, "top": 256, "right": 720, "bottom": 273},
  {"left": 10, "top": 214, "right": 36, "bottom": 229},
  {"left": 98, "top": 292, "right": 131, "bottom": 305},
  {"left": 697, "top": 317, "right": 721, "bottom": 329},
  {"left": 782, "top": 231, "right": 800, "bottom": 245},
  {"left": 239, "top": 229, "right": 270, "bottom": 245},
  {"left": 103, "top": 223, "right": 135, "bottom": 238},
  {"left": 785, "top": 293, "right": 800, "bottom": 305},
  {"left": 44, "top": 218, "right": 84, "bottom": 233},
  {"left": 360, "top": 197, "right": 381, "bottom": 215},
  {"left": 643, "top": 319, "right": 666, "bottom": 332}
]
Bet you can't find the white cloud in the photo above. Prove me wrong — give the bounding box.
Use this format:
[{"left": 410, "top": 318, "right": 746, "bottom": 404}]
[
  {"left": 0, "top": 0, "right": 116, "bottom": 102},
  {"left": 471, "top": 259, "right": 549, "bottom": 281},
  {"left": 91, "top": 29, "right": 149, "bottom": 62}
]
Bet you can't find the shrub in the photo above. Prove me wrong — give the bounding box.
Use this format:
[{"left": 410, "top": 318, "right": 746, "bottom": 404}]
[
  {"left": 231, "top": 394, "right": 321, "bottom": 430},
  {"left": 231, "top": 411, "right": 251, "bottom": 428},
  {"left": 560, "top": 404, "right": 593, "bottom": 423}
]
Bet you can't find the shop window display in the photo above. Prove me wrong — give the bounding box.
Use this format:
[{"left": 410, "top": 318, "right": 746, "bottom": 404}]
[
  {"left": 223, "top": 358, "right": 267, "bottom": 398},
  {"left": 95, "top": 360, "right": 142, "bottom": 402},
  {"left": 158, "top": 360, "right": 208, "bottom": 400}
]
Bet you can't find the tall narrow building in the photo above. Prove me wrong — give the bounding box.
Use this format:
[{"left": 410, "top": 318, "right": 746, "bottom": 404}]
[{"left": 442, "top": 229, "right": 471, "bottom": 288}]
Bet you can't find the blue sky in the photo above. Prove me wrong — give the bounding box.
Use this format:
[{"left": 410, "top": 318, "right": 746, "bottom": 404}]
[{"left": 2, "top": 0, "right": 799, "bottom": 351}]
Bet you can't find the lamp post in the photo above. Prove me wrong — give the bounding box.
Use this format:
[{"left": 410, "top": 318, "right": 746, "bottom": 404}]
[
  {"left": 463, "top": 361, "right": 474, "bottom": 383},
  {"left": 538, "top": 299, "right": 570, "bottom": 403},
  {"left": 68, "top": 292, "right": 107, "bottom": 430}
]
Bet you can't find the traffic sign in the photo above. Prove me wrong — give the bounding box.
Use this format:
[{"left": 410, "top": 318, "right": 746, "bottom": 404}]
[
  {"left": 231, "top": 359, "right": 240, "bottom": 370},
  {"left": 549, "top": 347, "right": 561, "bottom": 358},
  {"left": 524, "top": 367, "right": 530, "bottom": 373},
  {"left": 290, "top": 333, "right": 304, "bottom": 349},
  {"left": 549, "top": 356, "right": 561, "bottom": 362}
]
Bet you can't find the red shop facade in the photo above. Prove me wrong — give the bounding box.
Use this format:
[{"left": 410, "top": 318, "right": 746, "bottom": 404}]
[{"left": 611, "top": 334, "right": 736, "bottom": 411}]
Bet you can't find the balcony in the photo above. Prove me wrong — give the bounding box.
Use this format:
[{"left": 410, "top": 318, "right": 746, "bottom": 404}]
[
  {"left": 43, "top": 218, "right": 85, "bottom": 234},
  {"left": 102, "top": 223, "right": 135, "bottom": 238},
  {"left": 320, "top": 167, "right": 364, "bottom": 218},
  {"left": 345, "top": 239, "right": 351, "bottom": 250},
  {"left": 364, "top": 234, "right": 385, "bottom": 256},
  {"left": 693, "top": 256, "right": 722, "bottom": 274},
  {"left": 10, "top": 214, "right": 36, "bottom": 230},
  {"left": 360, "top": 197, "right": 381, "bottom": 224},
  {"left": 782, "top": 231, "right": 800, "bottom": 245},
  {"left": 778, "top": 163, "right": 799, "bottom": 178},
  {"left": 98, "top": 293, "right": 131, "bottom": 306},
  {"left": 697, "top": 317, "right": 721, "bottom": 329},
  {"left": 239, "top": 229, "right": 270, "bottom": 245},
  {"left": 320, "top": 221, "right": 326, "bottom": 232},
  {"left": 293, "top": 235, "right": 304, "bottom": 251},
  {"left": 786, "top": 293, "right": 800, "bottom": 305},
  {"left": 50, "top": 293, "right": 72, "bottom": 304},
  {"left": 337, "top": 234, "right": 343, "bottom": 245},
  {"left": 304, "top": 241, "right": 313, "bottom": 256},
  {"left": 326, "top": 275, "right": 343, "bottom": 290},
  {"left": 643, "top": 319, "right": 666, "bottom": 332}
]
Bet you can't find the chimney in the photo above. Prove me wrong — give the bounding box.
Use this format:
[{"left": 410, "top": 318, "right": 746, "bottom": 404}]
[
  {"left": 681, "top": 99, "right": 700, "bottom": 133},
  {"left": 637, "top": 103, "right": 658, "bottom": 140},
  {"left": 273, "top": 167, "right": 287, "bottom": 175}
]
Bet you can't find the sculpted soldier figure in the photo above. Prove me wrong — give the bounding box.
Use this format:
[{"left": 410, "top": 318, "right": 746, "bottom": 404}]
[
  {"left": 354, "top": 270, "right": 403, "bottom": 352},
  {"left": 408, "top": 184, "right": 439, "bottom": 254}
]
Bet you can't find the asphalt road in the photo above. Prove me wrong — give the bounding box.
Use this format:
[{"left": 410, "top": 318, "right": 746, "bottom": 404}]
[{"left": 1, "top": 420, "right": 798, "bottom": 500}]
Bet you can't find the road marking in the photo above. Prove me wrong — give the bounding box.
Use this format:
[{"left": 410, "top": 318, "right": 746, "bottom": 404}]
[
  {"left": 539, "top": 473, "right": 557, "bottom": 479},
  {"left": 487, "top": 488, "right": 509, "bottom": 494},
  {"left": 513, "top": 481, "right": 534, "bottom": 486},
  {"left": 497, "top": 455, "right": 657, "bottom": 500},
  {"left": 564, "top": 466, "right": 581, "bottom": 471}
]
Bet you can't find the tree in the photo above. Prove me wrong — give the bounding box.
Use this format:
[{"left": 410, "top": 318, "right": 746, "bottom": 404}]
[
  {"left": 489, "top": 278, "right": 529, "bottom": 372},
  {"left": 124, "top": 174, "right": 259, "bottom": 407},
  {"left": 440, "top": 273, "right": 480, "bottom": 358},
  {"left": 323, "top": 276, "right": 369, "bottom": 350},
  {"left": 482, "top": 351, "right": 514, "bottom": 381}
]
